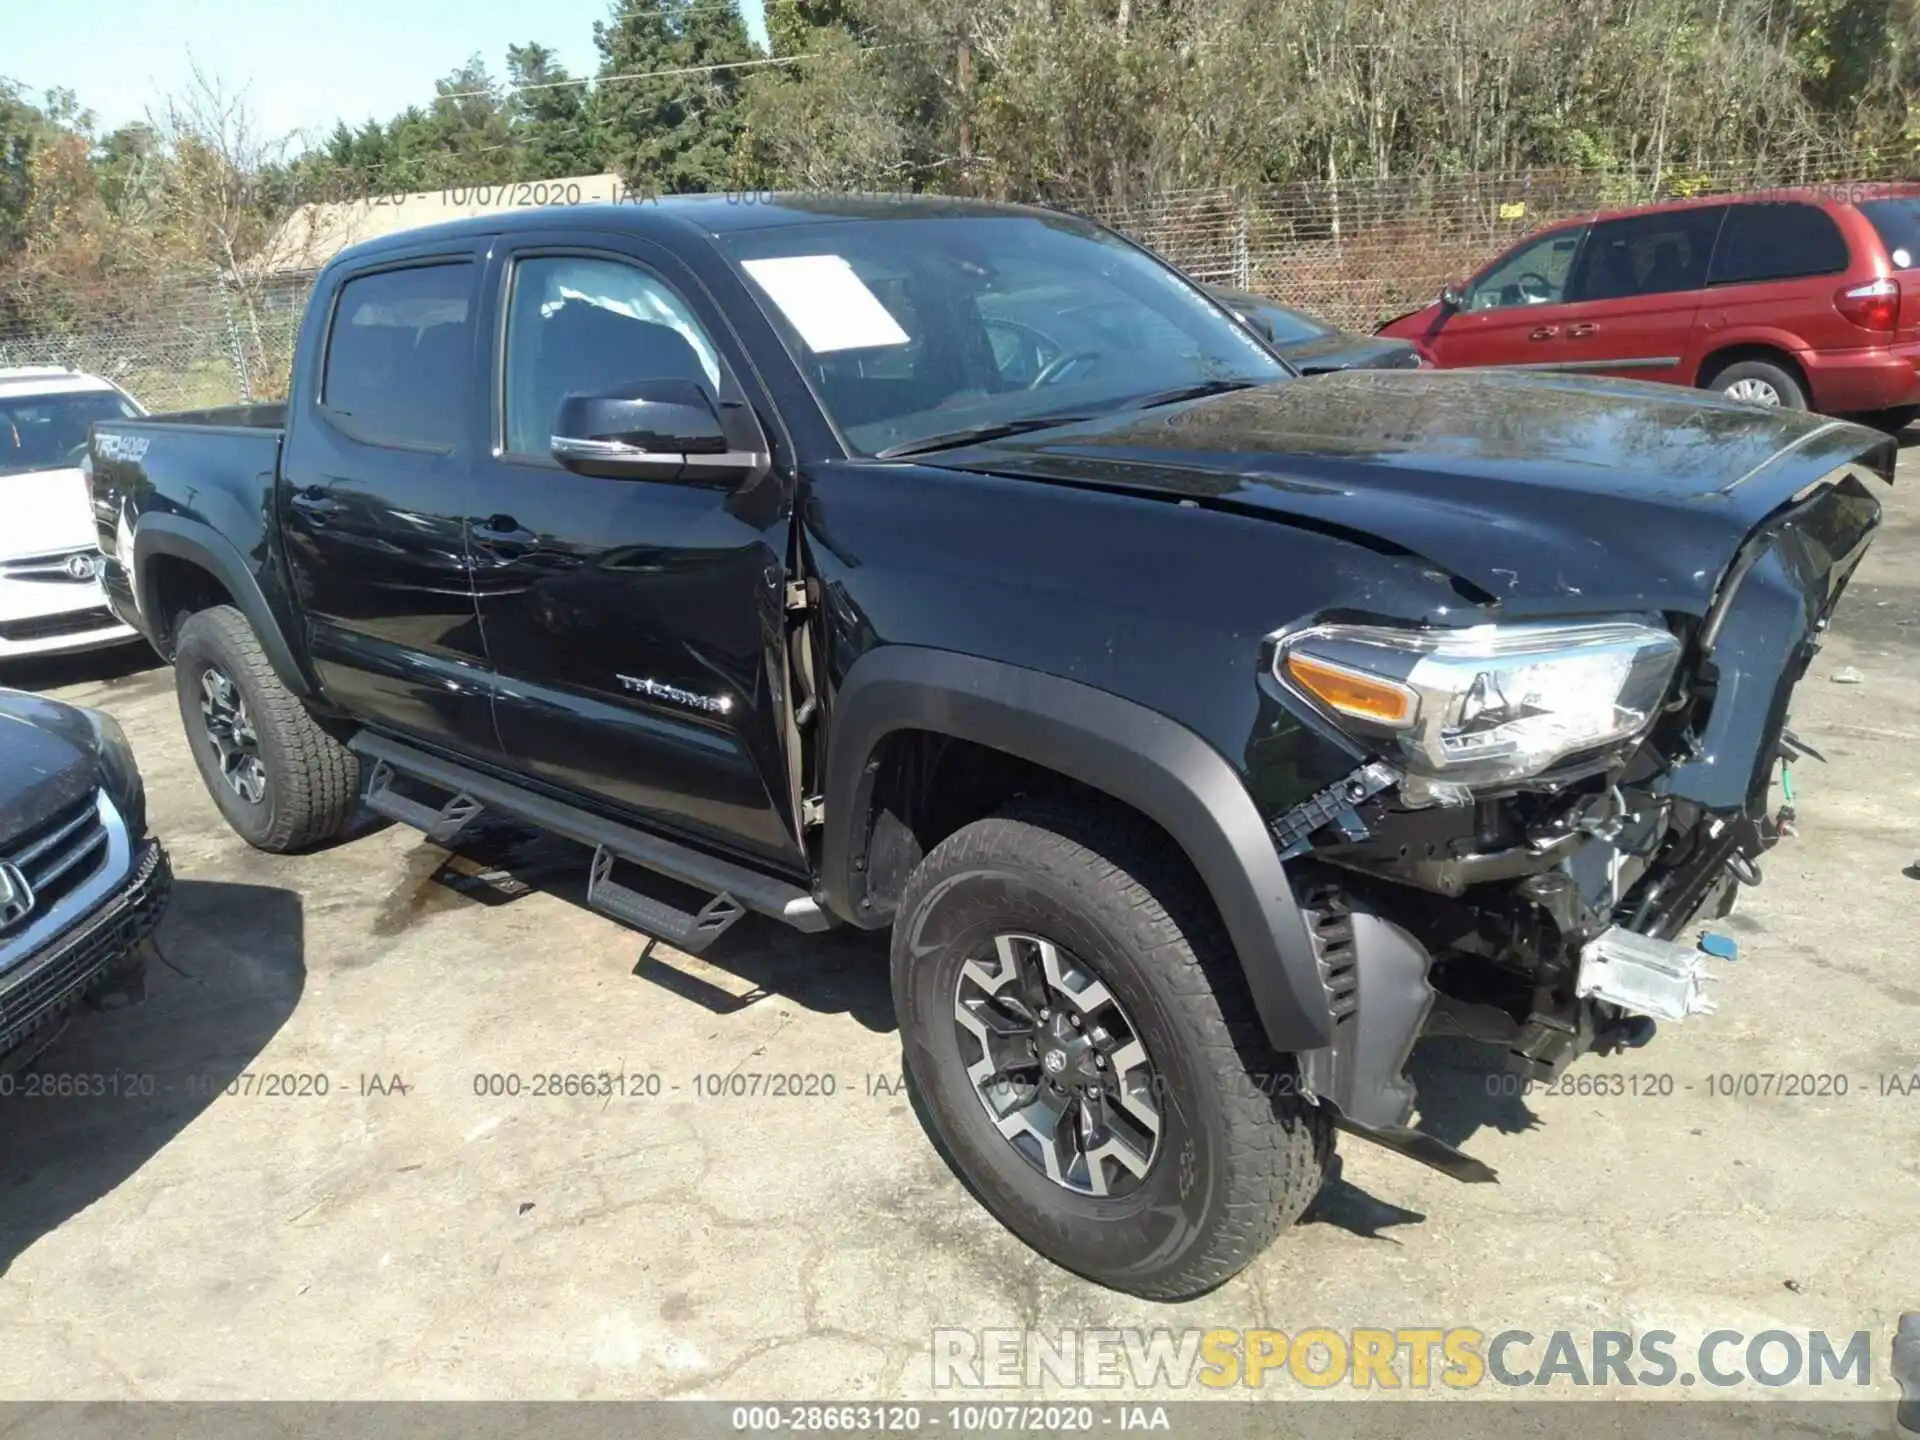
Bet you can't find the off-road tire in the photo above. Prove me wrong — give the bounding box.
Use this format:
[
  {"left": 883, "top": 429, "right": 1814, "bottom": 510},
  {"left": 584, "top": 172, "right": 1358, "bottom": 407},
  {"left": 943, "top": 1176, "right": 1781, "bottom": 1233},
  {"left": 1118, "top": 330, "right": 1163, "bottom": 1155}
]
[
  {"left": 1706, "top": 357, "right": 1807, "bottom": 410},
  {"left": 173, "top": 605, "right": 358, "bottom": 852},
  {"left": 891, "top": 798, "right": 1334, "bottom": 1300}
]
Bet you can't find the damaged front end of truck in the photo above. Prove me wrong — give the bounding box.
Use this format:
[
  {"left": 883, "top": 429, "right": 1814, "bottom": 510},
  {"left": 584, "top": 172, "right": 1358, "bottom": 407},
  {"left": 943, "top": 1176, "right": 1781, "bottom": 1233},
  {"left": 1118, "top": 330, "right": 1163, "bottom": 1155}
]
[{"left": 1266, "top": 440, "right": 1890, "bottom": 1183}]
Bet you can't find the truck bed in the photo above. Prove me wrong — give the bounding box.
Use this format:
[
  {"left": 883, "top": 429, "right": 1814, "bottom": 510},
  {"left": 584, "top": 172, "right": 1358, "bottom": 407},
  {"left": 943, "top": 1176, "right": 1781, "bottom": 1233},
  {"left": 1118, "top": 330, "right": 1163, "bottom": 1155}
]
[{"left": 86, "top": 409, "right": 291, "bottom": 633}]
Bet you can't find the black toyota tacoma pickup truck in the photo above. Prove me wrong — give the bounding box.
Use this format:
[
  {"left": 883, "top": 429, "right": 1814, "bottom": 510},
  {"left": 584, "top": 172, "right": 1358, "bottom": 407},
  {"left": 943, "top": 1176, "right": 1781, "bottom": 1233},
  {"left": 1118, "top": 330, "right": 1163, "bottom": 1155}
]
[{"left": 87, "top": 196, "right": 1889, "bottom": 1298}]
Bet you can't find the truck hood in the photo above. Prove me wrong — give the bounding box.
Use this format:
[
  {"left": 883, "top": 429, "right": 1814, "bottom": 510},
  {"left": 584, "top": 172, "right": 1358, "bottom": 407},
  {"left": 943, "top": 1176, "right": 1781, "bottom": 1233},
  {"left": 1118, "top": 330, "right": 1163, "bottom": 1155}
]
[
  {"left": 0, "top": 465, "right": 95, "bottom": 560},
  {"left": 929, "top": 369, "right": 1895, "bottom": 615}
]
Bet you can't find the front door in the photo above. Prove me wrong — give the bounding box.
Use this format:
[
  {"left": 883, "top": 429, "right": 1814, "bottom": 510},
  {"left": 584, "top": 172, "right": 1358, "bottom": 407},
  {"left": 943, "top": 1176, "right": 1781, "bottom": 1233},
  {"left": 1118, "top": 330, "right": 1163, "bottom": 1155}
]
[
  {"left": 1422, "top": 224, "right": 1589, "bottom": 370},
  {"left": 462, "top": 237, "right": 806, "bottom": 873},
  {"left": 279, "top": 251, "right": 501, "bottom": 759}
]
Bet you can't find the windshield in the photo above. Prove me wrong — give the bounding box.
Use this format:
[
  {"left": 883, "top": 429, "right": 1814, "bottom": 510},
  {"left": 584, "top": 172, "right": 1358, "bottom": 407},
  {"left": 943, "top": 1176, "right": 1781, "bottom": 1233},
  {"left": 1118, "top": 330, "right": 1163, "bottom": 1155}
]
[
  {"left": 1859, "top": 197, "right": 1920, "bottom": 269},
  {"left": 717, "top": 213, "right": 1286, "bottom": 456},
  {"left": 0, "top": 389, "right": 139, "bottom": 476}
]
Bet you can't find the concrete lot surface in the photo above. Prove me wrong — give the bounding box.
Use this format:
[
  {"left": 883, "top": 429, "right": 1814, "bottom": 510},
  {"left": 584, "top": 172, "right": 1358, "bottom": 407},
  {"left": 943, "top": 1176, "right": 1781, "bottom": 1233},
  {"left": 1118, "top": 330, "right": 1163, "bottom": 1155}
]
[{"left": 0, "top": 446, "right": 1915, "bottom": 1406}]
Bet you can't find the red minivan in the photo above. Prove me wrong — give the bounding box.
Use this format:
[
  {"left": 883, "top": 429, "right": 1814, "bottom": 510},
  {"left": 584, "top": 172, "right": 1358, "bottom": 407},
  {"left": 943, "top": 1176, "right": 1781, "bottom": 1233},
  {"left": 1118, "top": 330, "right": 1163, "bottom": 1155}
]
[{"left": 1378, "top": 189, "right": 1920, "bottom": 425}]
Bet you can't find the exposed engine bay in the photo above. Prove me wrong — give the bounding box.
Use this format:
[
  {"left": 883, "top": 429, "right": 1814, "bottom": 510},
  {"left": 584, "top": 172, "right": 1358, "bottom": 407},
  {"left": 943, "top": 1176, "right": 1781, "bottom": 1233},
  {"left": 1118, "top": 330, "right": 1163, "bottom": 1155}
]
[{"left": 1272, "top": 463, "right": 1885, "bottom": 1184}]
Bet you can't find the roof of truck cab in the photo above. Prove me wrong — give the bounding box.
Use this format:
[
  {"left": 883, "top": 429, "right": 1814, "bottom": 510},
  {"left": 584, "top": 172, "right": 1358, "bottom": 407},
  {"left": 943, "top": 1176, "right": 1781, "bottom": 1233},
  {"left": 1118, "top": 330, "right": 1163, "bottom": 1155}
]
[{"left": 324, "top": 193, "right": 1076, "bottom": 266}]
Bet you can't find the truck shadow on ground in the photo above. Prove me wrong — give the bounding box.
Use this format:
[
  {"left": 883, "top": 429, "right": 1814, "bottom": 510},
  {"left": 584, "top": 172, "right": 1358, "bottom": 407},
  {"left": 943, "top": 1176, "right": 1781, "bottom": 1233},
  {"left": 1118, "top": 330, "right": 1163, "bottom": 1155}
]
[
  {"left": 374, "top": 817, "right": 897, "bottom": 1033},
  {"left": 0, "top": 879, "right": 304, "bottom": 1279},
  {"left": 0, "top": 641, "right": 165, "bottom": 696},
  {"left": 382, "top": 822, "right": 1555, "bottom": 1245}
]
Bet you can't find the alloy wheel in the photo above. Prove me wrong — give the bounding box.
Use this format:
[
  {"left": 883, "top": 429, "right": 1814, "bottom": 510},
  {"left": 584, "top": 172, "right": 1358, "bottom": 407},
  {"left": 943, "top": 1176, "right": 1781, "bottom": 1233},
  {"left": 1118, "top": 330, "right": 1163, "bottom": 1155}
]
[
  {"left": 199, "top": 665, "right": 268, "bottom": 805},
  {"left": 951, "top": 933, "right": 1162, "bottom": 1197}
]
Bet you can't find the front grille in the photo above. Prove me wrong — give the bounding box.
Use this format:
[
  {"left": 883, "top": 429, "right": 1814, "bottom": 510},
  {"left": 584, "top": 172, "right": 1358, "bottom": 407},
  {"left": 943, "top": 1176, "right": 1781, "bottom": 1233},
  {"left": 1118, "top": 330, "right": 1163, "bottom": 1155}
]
[
  {"left": 0, "top": 549, "right": 103, "bottom": 584},
  {"left": 0, "top": 607, "right": 118, "bottom": 643},
  {"left": 2, "top": 793, "right": 109, "bottom": 919},
  {"left": 0, "top": 841, "right": 170, "bottom": 1058}
]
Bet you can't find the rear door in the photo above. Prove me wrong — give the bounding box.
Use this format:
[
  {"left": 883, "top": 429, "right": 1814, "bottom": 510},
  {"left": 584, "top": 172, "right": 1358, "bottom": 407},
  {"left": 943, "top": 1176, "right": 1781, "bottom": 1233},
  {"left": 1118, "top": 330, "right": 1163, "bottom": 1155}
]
[
  {"left": 1557, "top": 206, "right": 1725, "bottom": 381},
  {"left": 460, "top": 233, "right": 807, "bottom": 873},
  {"left": 1700, "top": 202, "right": 1853, "bottom": 358},
  {"left": 1420, "top": 224, "right": 1588, "bottom": 369},
  {"left": 279, "top": 249, "right": 501, "bottom": 758}
]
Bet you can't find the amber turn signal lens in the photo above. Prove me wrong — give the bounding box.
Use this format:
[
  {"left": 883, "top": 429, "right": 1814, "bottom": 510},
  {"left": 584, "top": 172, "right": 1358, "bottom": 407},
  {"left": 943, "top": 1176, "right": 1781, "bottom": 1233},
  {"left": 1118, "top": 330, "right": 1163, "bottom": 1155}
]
[{"left": 1284, "top": 652, "right": 1416, "bottom": 727}]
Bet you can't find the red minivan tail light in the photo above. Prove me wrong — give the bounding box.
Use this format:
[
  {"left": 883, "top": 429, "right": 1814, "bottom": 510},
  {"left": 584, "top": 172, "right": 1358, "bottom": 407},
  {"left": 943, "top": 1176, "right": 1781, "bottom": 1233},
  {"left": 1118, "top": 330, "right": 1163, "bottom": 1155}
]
[{"left": 1834, "top": 277, "right": 1899, "bottom": 333}]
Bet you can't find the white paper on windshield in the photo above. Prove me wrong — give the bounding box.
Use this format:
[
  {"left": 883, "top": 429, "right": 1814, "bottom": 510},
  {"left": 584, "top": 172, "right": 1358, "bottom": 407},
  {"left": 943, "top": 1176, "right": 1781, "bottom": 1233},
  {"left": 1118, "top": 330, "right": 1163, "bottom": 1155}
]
[{"left": 741, "top": 255, "right": 910, "bottom": 352}]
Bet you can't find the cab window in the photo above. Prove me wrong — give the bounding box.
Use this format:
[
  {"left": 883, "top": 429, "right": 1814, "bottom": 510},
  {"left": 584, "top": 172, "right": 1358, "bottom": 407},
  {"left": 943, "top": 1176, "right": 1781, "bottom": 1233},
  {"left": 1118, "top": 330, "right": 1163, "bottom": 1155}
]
[
  {"left": 1467, "top": 228, "right": 1585, "bottom": 310},
  {"left": 500, "top": 255, "right": 726, "bottom": 460},
  {"left": 322, "top": 262, "right": 474, "bottom": 451}
]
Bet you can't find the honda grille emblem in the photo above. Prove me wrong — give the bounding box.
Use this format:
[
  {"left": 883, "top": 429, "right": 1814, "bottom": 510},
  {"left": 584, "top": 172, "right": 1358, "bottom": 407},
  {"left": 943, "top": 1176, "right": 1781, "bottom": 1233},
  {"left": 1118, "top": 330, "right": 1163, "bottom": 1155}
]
[{"left": 0, "top": 861, "right": 34, "bottom": 931}]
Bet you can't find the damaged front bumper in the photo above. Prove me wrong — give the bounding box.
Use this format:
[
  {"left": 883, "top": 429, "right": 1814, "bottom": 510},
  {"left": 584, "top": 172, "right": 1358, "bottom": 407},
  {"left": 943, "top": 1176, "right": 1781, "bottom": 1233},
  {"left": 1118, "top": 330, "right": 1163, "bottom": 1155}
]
[{"left": 1280, "top": 464, "right": 1884, "bottom": 1184}]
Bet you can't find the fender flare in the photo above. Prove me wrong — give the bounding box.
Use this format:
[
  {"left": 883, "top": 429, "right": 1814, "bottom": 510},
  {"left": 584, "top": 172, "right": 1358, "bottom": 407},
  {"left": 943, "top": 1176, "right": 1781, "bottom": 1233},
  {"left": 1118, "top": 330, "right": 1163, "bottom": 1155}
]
[
  {"left": 133, "top": 514, "right": 315, "bottom": 699},
  {"left": 821, "top": 645, "right": 1334, "bottom": 1052}
]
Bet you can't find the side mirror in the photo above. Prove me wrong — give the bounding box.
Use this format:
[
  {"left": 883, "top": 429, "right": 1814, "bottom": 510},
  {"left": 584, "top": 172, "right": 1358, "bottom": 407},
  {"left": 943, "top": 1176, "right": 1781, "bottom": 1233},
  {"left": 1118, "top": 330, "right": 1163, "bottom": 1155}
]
[
  {"left": 1439, "top": 282, "right": 1465, "bottom": 311},
  {"left": 550, "top": 380, "right": 765, "bottom": 484}
]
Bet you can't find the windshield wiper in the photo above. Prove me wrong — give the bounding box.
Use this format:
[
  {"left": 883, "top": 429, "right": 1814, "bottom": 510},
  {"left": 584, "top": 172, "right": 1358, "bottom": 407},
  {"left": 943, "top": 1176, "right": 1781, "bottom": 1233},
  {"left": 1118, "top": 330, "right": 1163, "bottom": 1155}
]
[
  {"left": 1120, "top": 378, "right": 1261, "bottom": 411},
  {"left": 875, "top": 413, "right": 1095, "bottom": 460}
]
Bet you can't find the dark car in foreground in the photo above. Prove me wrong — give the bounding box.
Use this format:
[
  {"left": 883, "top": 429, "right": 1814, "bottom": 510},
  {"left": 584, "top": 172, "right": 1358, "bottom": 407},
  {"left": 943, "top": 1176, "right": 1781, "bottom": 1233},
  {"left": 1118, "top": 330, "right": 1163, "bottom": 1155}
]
[
  {"left": 0, "top": 690, "right": 169, "bottom": 1071},
  {"left": 1378, "top": 189, "right": 1920, "bottom": 426},
  {"left": 87, "top": 195, "right": 1888, "bottom": 1298},
  {"left": 1208, "top": 285, "right": 1424, "bottom": 372}
]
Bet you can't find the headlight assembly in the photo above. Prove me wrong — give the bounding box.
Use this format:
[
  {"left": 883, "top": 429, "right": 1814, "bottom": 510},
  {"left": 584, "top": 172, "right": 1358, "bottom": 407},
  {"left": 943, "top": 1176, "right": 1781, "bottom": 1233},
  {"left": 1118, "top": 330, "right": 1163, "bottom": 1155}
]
[{"left": 1276, "top": 619, "right": 1682, "bottom": 804}]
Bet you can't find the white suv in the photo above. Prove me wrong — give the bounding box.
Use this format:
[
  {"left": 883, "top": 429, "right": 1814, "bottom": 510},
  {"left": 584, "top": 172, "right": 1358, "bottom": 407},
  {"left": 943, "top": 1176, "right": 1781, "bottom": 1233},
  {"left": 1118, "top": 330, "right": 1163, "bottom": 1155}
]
[{"left": 0, "top": 367, "right": 145, "bottom": 661}]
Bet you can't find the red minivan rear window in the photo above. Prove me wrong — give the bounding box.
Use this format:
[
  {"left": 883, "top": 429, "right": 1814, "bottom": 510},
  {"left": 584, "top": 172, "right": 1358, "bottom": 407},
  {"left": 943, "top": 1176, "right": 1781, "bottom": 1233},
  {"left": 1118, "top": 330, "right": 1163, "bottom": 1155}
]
[{"left": 1859, "top": 198, "right": 1920, "bottom": 269}]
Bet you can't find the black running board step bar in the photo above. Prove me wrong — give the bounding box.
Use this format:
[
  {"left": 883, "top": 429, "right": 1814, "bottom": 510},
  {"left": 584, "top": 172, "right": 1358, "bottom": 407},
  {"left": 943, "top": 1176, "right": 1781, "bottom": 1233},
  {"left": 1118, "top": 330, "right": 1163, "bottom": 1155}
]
[
  {"left": 361, "top": 757, "right": 486, "bottom": 844},
  {"left": 588, "top": 846, "right": 744, "bottom": 955},
  {"left": 350, "top": 732, "right": 829, "bottom": 934}
]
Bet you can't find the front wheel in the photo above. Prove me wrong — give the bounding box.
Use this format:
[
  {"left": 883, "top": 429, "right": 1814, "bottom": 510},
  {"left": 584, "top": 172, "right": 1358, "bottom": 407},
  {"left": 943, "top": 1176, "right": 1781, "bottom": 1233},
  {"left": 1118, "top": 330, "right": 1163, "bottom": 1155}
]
[
  {"left": 891, "top": 799, "right": 1333, "bottom": 1299},
  {"left": 173, "top": 605, "right": 358, "bottom": 852}
]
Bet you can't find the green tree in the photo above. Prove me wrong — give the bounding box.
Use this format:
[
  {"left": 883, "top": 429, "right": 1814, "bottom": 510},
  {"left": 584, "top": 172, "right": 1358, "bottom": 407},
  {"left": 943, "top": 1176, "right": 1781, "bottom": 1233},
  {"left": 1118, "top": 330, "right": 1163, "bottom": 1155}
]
[
  {"left": 592, "top": 0, "right": 758, "bottom": 194},
  {"left": 507, "top": 42, "right": 601, "bottom": 176},
  {"left": 764, "top": 0, "right": 866, "bottom": 57}
]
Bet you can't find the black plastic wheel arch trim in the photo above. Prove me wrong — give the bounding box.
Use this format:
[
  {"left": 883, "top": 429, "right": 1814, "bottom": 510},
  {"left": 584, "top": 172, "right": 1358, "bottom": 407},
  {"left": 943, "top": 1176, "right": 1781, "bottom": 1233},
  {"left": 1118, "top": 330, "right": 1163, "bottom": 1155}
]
[
  {"left": 822, "top": 645, "right": 1335, "bottom": 1052},
  {"left": 131, "top": 514, "right": 316, "bottom": 699}
]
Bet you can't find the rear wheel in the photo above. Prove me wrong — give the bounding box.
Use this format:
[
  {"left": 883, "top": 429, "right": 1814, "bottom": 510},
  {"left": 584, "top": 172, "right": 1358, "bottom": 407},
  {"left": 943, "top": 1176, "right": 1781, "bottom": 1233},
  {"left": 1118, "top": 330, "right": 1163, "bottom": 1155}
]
[
  {"left": 1707, "top": 357, "right": 1806, "bottom": 410},
  {"left": 173, "top": 605, "right": 358, "bottom": 852},
  {"left": 891, "top": 798, "right": 1333, "bottom": 1299}
]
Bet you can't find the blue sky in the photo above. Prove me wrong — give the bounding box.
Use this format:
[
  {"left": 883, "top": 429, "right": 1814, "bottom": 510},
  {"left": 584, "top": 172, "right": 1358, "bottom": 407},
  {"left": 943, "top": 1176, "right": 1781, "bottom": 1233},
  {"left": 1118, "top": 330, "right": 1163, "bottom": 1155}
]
[{"left": 6, "top": 0, "right": 770, "bottom": 150}]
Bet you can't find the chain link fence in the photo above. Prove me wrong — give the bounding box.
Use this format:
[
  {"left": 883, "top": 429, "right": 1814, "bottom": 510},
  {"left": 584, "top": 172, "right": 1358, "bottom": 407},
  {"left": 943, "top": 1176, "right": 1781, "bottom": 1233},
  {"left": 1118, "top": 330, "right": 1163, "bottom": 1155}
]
[
  {"left": 0, "top": 146, "right": 1909, "bottom": 411},
  {"left": 1079, "top": 146, "right": 1906, "bottom": 331},
  {"left": 0, "top": 272, "right": 310, "bottom": 412}
]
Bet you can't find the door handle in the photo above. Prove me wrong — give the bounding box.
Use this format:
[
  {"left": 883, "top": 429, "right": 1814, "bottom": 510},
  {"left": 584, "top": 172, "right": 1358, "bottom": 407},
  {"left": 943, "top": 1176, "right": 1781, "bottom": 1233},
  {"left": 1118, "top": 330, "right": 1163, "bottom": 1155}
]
[
  {"left": 1567, "top": 323, "right": 1597, "bottom": 338},
  {"left": 1528, "top": 326, "right": 1559, "bottom": 341},
  {"left": 289, "top": 489, "right": 343, "bottom": 521},
  {"left": 470, "top": 515, "right": 538, "bottom": 555}
]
